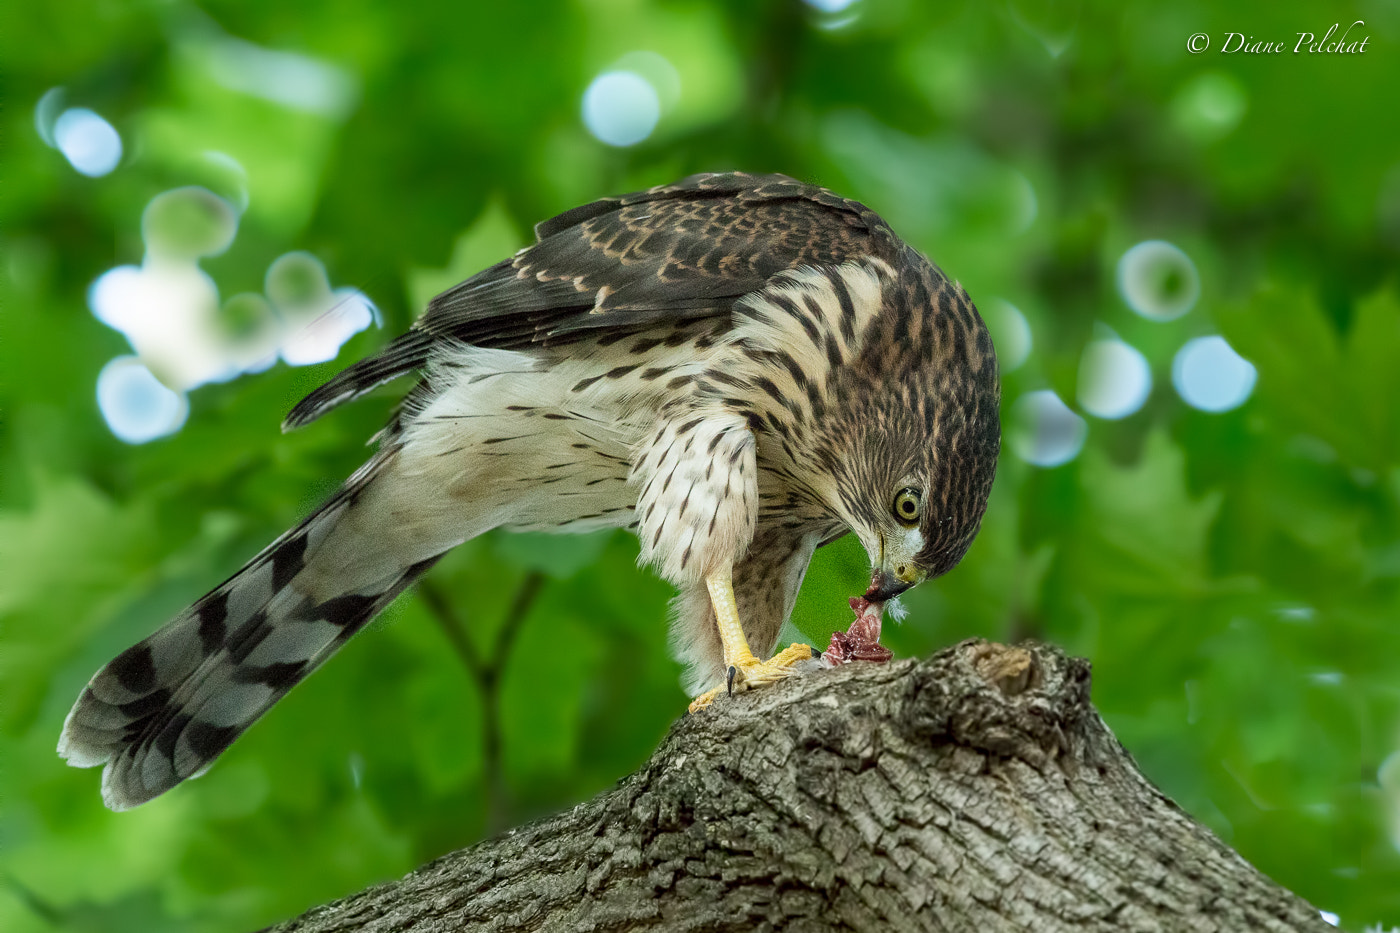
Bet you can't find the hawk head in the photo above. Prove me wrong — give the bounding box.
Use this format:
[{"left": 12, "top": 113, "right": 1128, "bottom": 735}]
[{"left": 821, "top": 261, "right": 1002, "bottom": 606}]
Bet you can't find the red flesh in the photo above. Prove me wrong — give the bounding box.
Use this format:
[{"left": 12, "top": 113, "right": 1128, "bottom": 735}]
[{"left": 824, "top": 596, "right": 894, "bottom": 665}]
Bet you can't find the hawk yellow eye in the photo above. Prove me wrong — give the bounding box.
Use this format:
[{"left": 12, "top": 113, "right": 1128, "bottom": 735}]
[{"left": 892, "top": 488, "right": 921, "bottom": 525}]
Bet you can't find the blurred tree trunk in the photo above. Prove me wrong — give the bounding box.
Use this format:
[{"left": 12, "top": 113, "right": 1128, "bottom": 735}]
[{"left": 269, "top": 640, "right": 1330, "bottom": 933}]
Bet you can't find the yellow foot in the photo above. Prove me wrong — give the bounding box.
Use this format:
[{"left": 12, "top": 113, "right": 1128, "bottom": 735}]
[{"left": 688, "top": 642, "right": 819, "bottom": 713}]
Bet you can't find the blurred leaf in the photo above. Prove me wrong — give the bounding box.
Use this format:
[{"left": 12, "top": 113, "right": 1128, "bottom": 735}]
[
  {"left": 1075, "top": 429, "right": 1221, "bottom": 598},
  {"left": 406, "top": 199, "right": 523, "bottom": 311},
  {"left": 1221, "top": 286, "right": 1400, "bottom": 473},
  {"left": 0, "top": 475, "right": 161, "bottom": 733}
]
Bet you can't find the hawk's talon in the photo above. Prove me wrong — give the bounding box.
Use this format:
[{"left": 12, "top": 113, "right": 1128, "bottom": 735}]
[{"left": 689, "top": 642, "right": 816, "bottom": 713}]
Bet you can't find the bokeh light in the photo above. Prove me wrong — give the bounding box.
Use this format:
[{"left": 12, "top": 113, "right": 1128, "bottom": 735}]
[
  {"left": 582, "top": 71, "right": 660, "bottom": 147},
  {"left": 1009, "top": 390, "right": 1087, "bottom": 467},
  {"left": 53, "top": 107, "right": 122, "bottom": 177},
  {"left": 202, "top": 151, "right": 251, "bottom": 212},
  {"left": 1077, "top": 336, "right": 1152, "bottom": 419},
  {"left": 89, "top": 260, "right": 230, "bottom": 390},
  {"left": 217, "top": 293, "right": 281, "bottom": 372},
  {"left": 982, "top": 298, "right": 1032, "bottom": 371},
  {"left": 34, "top": 86, "right": 65, "bottom": 146},
  {"left": 267, "top": 252, "right": 376, "bottom": 365},
  {"left": 96, "top": 356, "right": 190, "bottom": 444},
  {"left": 89, "top": 193, "right": 373, "bottom": 438},
  {"left": 806, "top": 0, "right": 862, "bottom": 25},
  {"left": 143, "top": 187, "right": 239, "bottom": 260},
  {"left": 204, "top": 36, "right": 357, "bottom": 117},
  {"left": 266, "top": 251, "right": 330, "bottom": 308},
  {"left": 611, "top": 51, "right": 681, "bottom": 112},
  {"left": 1172, "top": 335, "right": 1257, "bottom": 412},
  {"left": 1172, "top": 72, "right": 1248, "bottom": 143},
  {"left": 1117, "top": 240, "right": 1200, "bottom": 321},
  {"left": 279, "top": 291, "right": 376, "bottom": 366}
]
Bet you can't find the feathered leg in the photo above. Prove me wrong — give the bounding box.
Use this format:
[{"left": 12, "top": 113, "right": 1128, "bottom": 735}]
[{"left": 685, "top": 570, "right": 817, "bottom": 712}]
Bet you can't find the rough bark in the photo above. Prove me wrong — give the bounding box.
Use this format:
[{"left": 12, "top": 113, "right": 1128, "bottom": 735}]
[{"left": 268, "top": 640, "right": 1329, "bottom": 933}]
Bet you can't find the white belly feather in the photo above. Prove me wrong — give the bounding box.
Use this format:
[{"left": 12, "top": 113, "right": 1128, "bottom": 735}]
[{"left": 388, "top": 336, "right": 716, "bottom": 542}]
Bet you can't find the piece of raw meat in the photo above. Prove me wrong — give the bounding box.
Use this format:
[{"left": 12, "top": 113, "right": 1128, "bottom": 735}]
[{"left": 824, "top": 596, "right": 894, "bottom": 665}]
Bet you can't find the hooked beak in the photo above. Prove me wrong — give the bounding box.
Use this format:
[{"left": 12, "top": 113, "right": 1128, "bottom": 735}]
[{"left": 863, "top": 564, "right": 926, "bottom": 603}]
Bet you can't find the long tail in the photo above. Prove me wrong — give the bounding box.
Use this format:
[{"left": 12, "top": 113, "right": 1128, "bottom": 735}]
[{"left": 58, "top": 462, "right": 441, "bottom": 810}]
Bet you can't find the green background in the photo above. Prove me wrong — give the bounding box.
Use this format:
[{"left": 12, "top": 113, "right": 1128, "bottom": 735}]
[{"left": 4, "top": 0, "right": 1400, "bottom": 929}]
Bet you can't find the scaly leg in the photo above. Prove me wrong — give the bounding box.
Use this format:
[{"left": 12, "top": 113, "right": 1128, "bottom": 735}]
[{"left": 688, "top": 570, "right": 817, "bottom": 712}]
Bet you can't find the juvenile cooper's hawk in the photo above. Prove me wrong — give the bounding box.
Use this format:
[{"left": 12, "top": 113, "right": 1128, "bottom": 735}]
[{"left": 59, "top": 172, "right": 1001, "bottom": 810}]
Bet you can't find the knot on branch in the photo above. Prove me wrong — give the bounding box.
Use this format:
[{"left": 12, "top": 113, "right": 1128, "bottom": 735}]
[{"left": 900, "top": 639, "right": 1096, "bottom": 769}]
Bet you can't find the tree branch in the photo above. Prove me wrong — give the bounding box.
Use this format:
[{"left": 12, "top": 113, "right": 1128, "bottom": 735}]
[
  {"left": 416, "top": 571, "right": 547, "bottom": 835},
  {"left": 417, "top": 578, "right": 484, "bottom": 679},
  {"left": 269, "top": 640, "right": 1331, "bottom": 933}
]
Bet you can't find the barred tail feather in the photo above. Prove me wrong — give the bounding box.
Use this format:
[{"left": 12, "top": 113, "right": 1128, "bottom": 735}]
[
  {"left": 282, "top": 331, "right": 432, "bottom": 431},
  {"left": 58, "top": 468, "right": 441, "bottom": 811}
]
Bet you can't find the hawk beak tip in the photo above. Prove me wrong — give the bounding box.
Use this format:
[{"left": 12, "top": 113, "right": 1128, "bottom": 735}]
[{"left": 864, "top": 572, "right": 915, "bottom": 603}]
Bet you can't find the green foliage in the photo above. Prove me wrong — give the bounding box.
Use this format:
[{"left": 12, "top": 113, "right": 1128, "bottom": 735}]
[{"left": 3, "top": 0, "right": 1400, "bottom": 930}]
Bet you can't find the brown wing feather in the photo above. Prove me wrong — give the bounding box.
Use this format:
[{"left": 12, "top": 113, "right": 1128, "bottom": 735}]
[{"left": 284, "top": 172, "right": 898, "bottom": 429}]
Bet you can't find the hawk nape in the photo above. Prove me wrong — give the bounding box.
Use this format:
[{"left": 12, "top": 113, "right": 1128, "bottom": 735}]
[{"left": 59, "top": 172, "right": 1001, "bottom": 810}]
